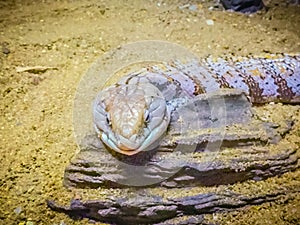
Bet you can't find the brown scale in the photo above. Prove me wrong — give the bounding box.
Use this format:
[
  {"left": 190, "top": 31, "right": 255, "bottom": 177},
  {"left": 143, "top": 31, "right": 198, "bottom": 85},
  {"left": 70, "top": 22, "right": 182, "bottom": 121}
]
[
  {"left": 168, "top": 61, "right": 206, "bottom": 96},
  {"left": 157, "top": 63, "right": 205, "bottom": 97},
  {"left": 182, "top": 75, "right": 204, "bottom": 96},
  {"left": 271, "top": 73, "right": 295, "bottom": 102},
  {"left": 243, "top": 75, "right": 265, "bottom": 103},
  {"left": 218, "top": 75, "right": 231, "bottom": 89}
]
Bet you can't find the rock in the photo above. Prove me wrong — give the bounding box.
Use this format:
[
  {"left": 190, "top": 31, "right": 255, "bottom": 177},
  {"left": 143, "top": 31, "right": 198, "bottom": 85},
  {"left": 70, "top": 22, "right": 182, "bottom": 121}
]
[
  {"left": 64, "top": 133, "right": 298, "bottom": 189},
  {"left": 289, "top": 0, "right": 300, "bottom": 5},
  {"left": 47, "top": 188, "right": 299, "bottom": 224},
  {"left": 15, "top": 66, "right": 58, "bottom": 74},
  {"left": 206, "top": 19, "right": 214, "bottom": 26},
  {"left": 1, "top": 42, "right": 10, "bottom": 54},
  {"left": 63, "top": 89, "right": 299, "bottom": 189},
  {"left": 220, "top": 0, "right": 265, "bottom": 13}
]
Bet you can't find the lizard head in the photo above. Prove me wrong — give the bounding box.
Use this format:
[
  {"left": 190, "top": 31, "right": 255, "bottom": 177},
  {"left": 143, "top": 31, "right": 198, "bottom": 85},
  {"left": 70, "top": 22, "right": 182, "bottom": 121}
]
[{"left": 93, "top": 83, "right": 170, "bottom": 155}]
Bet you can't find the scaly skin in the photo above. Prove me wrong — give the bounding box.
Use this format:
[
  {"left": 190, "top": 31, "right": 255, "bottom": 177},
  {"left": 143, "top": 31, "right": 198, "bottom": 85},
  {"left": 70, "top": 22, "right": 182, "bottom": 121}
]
[{"left": 93, "top": 54, "right": 300, "bottom": 155}]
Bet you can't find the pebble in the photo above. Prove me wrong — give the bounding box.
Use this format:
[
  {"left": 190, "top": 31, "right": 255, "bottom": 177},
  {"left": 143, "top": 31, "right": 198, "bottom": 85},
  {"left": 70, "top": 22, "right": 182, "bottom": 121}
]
[
  {"left": 206, "top": 19, "right": 214, "bottom": 26},
  {"left": 179, "top": 4, "right": 198, "bottom": 11},
  {"left": 14, "top": 206, "right": 22, "bottom": 214},
  {"left": 188, "top": 4, "right": 198, "bottom": 11},
  {"left": 2, "top": 42, "right": 10, "bottom": 54}
]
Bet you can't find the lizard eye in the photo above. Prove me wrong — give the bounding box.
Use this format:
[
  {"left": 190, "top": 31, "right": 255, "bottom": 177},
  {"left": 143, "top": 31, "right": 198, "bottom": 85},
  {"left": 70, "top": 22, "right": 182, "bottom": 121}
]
[
  {"left": 106, "top": 114, "right": 111, "bottom": 125},
  {"left": 144, "top": 110, "right": 150, "bottom": 123}
]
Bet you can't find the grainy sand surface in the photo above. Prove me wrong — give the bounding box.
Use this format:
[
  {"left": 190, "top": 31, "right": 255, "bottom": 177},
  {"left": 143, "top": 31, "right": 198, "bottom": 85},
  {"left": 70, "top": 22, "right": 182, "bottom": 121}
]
[{"left": 0, "top": 0, "right": 299, "bottom": 224}]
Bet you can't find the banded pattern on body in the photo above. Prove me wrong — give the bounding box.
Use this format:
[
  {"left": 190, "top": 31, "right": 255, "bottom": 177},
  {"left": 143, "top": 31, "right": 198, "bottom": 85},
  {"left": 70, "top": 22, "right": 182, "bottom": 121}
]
[
  {"left": 120, "top": 54, "right": 300, "bottom": 103},
  {"left": 93, "top": 54, "right": 300, "bottom": 155}
]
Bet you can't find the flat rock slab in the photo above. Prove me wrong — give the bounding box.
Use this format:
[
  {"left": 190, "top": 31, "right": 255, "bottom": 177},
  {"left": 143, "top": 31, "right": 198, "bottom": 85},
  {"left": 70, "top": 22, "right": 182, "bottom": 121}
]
[
  {"left": 64, "top": 134, "right": 298, "bottom": 189},
  {"left": 64, "top": 89, "right": 298, "bottom": 188},
  {"left": 47, "top": 186, "right": 300, "bottom": 225}
]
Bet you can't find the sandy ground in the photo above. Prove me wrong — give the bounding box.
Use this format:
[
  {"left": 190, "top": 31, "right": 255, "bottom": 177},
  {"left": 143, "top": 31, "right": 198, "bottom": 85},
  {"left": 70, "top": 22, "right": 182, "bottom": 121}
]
[{"left": 0, "top": 0, "right": 300, "bottom": 224}]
